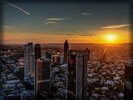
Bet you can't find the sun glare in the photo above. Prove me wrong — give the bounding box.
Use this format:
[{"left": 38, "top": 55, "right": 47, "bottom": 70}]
[{"left": 106, "top": 34, "right": 116, "bottom": 43}]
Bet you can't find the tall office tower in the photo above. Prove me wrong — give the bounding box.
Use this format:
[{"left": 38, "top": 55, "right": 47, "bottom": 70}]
[
  {"left": 125, "top": 59, "right": 133, "bottom": 100},
  {"left": 64, "top": 40, "right": 69, "bottom": 63},
  {"left": 36, "top": 58, "right": 51, "bottom": 94},
  {"left": 28, "top": 42, "right": 33, "bottom": 53},
  {"left": 85, "top": 48, "right": 90, "bottom": 61},
  {"left": 24, "top": 42, "right": 33, "bottom": 79},
  {"left": 34, "top": 44, "right": 41, "bottom": 60},
  {"left": 29, "top": 53, "right": 35, "bottom": 77},
  {"left": 67, "top": 49, "right": 89, "bottom": 100}
]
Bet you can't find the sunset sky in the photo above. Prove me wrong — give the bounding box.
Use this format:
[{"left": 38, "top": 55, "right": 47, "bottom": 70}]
[{"left": 3, "top": 2, "right": 130, "bottom": 44}]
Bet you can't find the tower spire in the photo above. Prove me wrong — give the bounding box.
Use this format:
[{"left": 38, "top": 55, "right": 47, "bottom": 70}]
[{"left": 64, "top": 39, "right": 69, "bottom": 63}]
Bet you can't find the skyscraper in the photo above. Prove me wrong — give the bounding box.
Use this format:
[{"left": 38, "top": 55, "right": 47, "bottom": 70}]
[
  {"left": 125, "top": 59, "right": 133, "bottom": 100},
  {"left": 87, "top": 49, "right": 90, "bottom": 61},
  {"left": 29, "top": 53, "right": 35, "bottom": 77},
  {"left": 67, "top": 49, "right": 89, "bottom": 100},
  {"left": 27, "top": 42, "right": 33, "bottom": 53},
  {"left": 24, "top": 42, "right": 33, "bottom": 80},
  {"left": 34, "top": 44, "right": 41, "bottom": 60},
  {"left": 64, "top": 40, "right": 69, "bottom": 63},
  {"left": 35, "top": 58, "right": 51, "bottom": 94}
]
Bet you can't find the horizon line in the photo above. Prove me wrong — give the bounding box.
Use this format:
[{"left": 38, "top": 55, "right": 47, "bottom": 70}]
[{"left": 2, "top": 42, "right": 133, "bottom": 45}]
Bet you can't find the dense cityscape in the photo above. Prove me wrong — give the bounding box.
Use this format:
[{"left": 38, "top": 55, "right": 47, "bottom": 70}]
[
  {"left": 1, "top": 1, "right": 132, "bottom": 100},
  {"left": 0, "top": 40, "right": 132, "bottom": 100}
]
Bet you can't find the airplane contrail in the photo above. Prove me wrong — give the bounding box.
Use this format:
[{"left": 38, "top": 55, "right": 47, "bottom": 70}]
[{"left": 5, "top": 0, "right": 30, "bottom": 15}]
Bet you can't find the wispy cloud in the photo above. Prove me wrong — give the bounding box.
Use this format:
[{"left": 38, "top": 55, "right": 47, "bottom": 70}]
[
  {"left": 80, "top": 12, "right": 93, "bottom": 16},
  {"left": 101, "top": 24, "right": 130, "bottom": 29},
  {"left": 44, "top": 21, "right": 57, "bottom": 25},
  {"left": 45, "top": 18, "right": 67, "bottom": 21},
  {"left": 0, "top": 25, "right": 13, "bottom": 29},
  {"left": 5, "top": 0, "right": 30, "bottom": 15},
  {"left": 3, "top": 25, "right": 13, "bottom": 28},
  {"left": 44, "top": 17, "right": 68, "bottom": 25}
]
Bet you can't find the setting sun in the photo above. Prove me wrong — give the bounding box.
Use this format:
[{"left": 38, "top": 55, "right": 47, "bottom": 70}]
[{"left": 106, "top": 34, "right": 116, "bottom": 43}]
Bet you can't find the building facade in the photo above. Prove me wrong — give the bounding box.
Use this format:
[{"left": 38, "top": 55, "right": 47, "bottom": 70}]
[
  {"left": 67, "top": 49, "right": 89, "bottom": 100},
  {"left": 36, "top": 58, "right": 51, "bottom": 94},
  {"left": 34, "top": 44, "right": 41, "bottom": 60},
  {"left": 125, "top": 59, "right": 133, "bottom": 100},
  {"left": 29, "top": 53, "right": 35, "bottom": 77},
  {"left": 24, "top": 42, "right": 33, "bottom": 80}
]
